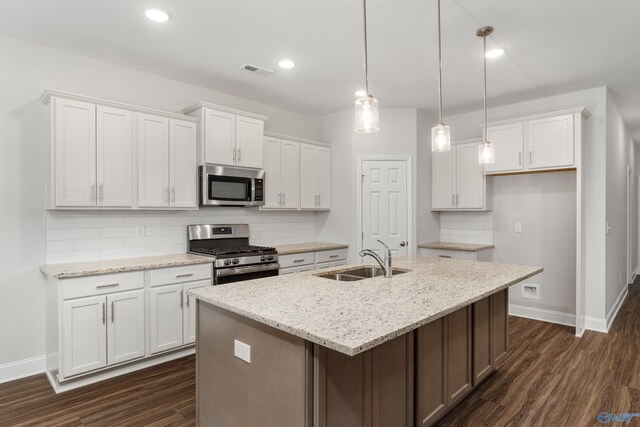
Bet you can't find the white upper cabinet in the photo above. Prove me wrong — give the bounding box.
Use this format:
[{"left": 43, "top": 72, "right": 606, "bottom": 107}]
[
  {"left": 184, "top": 103, "right": 267, "bottom": 168},
  {"left": 53, "top": 98, "right": 97, "bottom": 207},
  {"left": 263, "top": 136, "right": 282, "bottom": 208},
  {"left": 315, "top": 146, "right": 331, "bottom": 210},
  {"left": 527, "top": 114, "right": 574, "bottom": 169},
  {"left": 169, "top": 120, "right": 198, "bottom": 208},
  {"left": 431, "top": 141, "right": 490, "bottom": 211},
  {"left": 300, "top": 143, "right": 331, "bottom": 210},
  {"left": 96, "top": 106, "right": 133, "bottom": 207},
  {"left": 484, "top": 123, "right": 524, "bottom": 174},
  {"left": 137, "top": 114, "right": 170, "bottom": 208},
  {"left": 262, "top": 136, "right": 301, "bottom": 210}
]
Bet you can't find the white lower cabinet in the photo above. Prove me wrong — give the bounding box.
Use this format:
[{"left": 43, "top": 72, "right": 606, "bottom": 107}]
[
  {"left": 107, "top": 290, "right": 145, "bottom": 365},
  {"left": 419, "top": 247, "right": 493, "bottom": 262},
  {"left": 279, "top": 248, "right": 348, "bottom": 275},
  {"left": 62, "top": 295, "right": 107, "bottom": 378}
]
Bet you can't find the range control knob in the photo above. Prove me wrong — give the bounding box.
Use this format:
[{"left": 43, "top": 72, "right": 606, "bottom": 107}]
[
  {"left": 260, "top": 256, "right": 266, "bottom": 262},
  {"left": 232, "top": 258, "right": 240, "bottom": 265},
  {"left": 223, "top": 259, "right": 231, "bottom": 266},
  {"left": 267, "top": 255, "right": 275, "bottom": 261}
]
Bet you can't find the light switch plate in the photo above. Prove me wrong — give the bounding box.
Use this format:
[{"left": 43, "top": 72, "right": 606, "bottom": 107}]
[
  {"left": 515, "top": 222, "right": 522, "bottom": 233},
  {"left": 234, "top": 339, "right": 251, "bottom": 363}
]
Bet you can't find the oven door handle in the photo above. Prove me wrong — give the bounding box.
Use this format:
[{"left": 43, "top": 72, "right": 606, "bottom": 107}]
[{"left": 216, "top": 263, "right": 280, "bottom": 278}]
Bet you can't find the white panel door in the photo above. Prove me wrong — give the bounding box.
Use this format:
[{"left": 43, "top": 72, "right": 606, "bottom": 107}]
[
  {"left": 169, "top": 119, "right": 197, "bottom": 208},
  {"left": 315, "top": 146, "right": 331, "bottom": 209},
  {"left": 236, "top": 116, "right": 264, "bottom": 168},
  {"left": 53, "top": 98, "right": 96, "bottom": 207},
  {"left": 262, "top": 137, "right": 282, "bottom": 208},
  {"left": 107, "top": 290, "right": 145, "bottom": 365},
  {"left": 485, "top": 123, "right": 524, "bottom": 173},
  {"left": 281, "top": 139, "right": 301, "bottom": 209},
  {"left": 431, "top": 150, "right": 455, "bottom": 209},
  {"left": 183, "top": 280, "right": 210, "bottom": 345},
  {"left": 362, "top": 160, "right": 409, "bottom": 258},
  {"left": 96, "top": 106, "right": 133, "bottom": 207},
  {"left": 150, "top": 284, "right": 183, "bottom": 354},
  {"left": 203, "top": 109, "right": 235, "bottom": 166},
  {"left": 300, "top": 143, "right": 317, "bottom": 209},
  {"left": 528, "top": 114, "right": 574, "bottom": 169},
  {"left": 456, "top": 143, "right": 485, "bottom": 209},
  {"left": 62, "top": 295, "right": 107, "bottom": 378},
  {"left": 137, "top": 114, "right": 169, "bottom": 208}
]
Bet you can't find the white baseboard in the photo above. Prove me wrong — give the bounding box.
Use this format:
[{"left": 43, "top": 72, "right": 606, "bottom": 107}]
[
  {"left": 584, "top": 316, "right": 607, "bottom": 333},
  {"left": 0, "top": 355, "right": 45, "bottom": 384},
  {"left": 508, "top": 304, "right": 576, "bottom": 327},
  {"left": 605, "top": 284, "right": 628, "bottom": 331}
]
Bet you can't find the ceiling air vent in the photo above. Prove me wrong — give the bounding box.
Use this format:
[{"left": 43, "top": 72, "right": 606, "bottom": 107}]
[{"left": 241, "top": 63, "right": 274, "bottom": 76}]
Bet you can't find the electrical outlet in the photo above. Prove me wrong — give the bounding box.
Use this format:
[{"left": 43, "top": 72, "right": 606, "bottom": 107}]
[
  {"left": 515, "top": 222, "right": 522, "bottom": 233},
  {"left": 234, "top": 339, "right": 251, "bottom": 363},
  {"left": 521, "top": 283, "right": 540, "bottom": 300}
]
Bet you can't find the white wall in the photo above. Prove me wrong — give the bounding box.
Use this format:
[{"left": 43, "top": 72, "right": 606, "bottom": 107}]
[
  {"left": 416, "top": 111, "right": 441, "bottom": 246},
  {"left": 0, "top": 33, "right": 319, "bottom": 374}
]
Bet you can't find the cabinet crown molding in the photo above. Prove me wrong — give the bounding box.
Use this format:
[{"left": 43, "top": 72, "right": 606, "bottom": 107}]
[
  {"left": 264, "top": 131, "right": 330, "bottom": 147},
  {"left": 40, "top": 90, "right": 200, "bottom": 123},
  {"left": 480, "top": 107, "right": 590, "bottom": 128},
  {"left": 182, "top": 102, "right": 268, "bottom": 121}
]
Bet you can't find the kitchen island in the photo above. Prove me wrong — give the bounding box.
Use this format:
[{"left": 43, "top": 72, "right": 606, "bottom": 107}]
[{"left": 189, "top": 256, "right": 542, "bottom": 426}]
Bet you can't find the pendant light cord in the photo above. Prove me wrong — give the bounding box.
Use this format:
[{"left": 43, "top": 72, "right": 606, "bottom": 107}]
[
  {"left": 362, "top": 0, "right": 370, "bottom": 96},
  {"left": 483, "top": 34, "right": 488, "bottom": 142},
  {"left": 437, "top": 0, "right": 443, "bottom": 125}
]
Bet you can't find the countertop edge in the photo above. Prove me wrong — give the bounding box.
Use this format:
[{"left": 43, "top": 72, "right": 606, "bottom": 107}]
[
  {"left": 418, "top": 242, "right": 495, "bottom": 252},
  {"left": 276, "top": 243, "right": 349, "bottom": 255}
]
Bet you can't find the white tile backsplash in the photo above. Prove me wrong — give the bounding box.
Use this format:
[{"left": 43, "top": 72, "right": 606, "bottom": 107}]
[
  {"left": 439, "top": 212, "right": 494, "bottom": 244},
  {"left": 45, "top": 208, "right": 317, "bottom": 264}
]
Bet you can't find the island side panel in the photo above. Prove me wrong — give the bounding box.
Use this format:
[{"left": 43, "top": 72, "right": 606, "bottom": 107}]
[
  {"left": 196, "top": 301, "right": 310, "bottom": 427},
  {"left": 492, "top": 290, "right": 508, "bottom": 365}
]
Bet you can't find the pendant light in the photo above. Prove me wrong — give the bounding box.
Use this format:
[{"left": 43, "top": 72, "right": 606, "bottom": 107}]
[
  {"left": 477, "top": 26, "right": 495, "bottom": 164},
  {"left": 355, "top": 0, "right": 379, "bottom": 133},
  {"left": 431, "top": 0, "right": 450, "bottom": 152}
]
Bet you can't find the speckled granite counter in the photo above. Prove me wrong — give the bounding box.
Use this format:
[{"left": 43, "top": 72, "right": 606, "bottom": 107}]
[
  {"left": 190, "top": 256, "right": 541, "bottom": 356},
  {"left": 275, "top": 242, "right": 349, "bottom": 255},
  {"left": 418, "top": 242, "right": 495, "bottom": 252},
  {"left": 40, "top": 253, "right": 213, "bottom": 279}
]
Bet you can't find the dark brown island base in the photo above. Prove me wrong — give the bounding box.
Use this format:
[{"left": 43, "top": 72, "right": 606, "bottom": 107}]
[{"left": 189, "top": 256, "right": 541, "bottom": 426}]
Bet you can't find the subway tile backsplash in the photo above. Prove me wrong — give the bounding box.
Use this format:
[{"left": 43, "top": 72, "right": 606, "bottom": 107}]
[
  {"left": 439, "top": 212, "right": 494, "bottom": 245},
  {"left": 45, "top": 209, "right": 317, "bottom": 264}
]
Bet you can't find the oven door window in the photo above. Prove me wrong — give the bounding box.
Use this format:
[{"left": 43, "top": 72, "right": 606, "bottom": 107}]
[{"left": 208, "top": 176, "right": 252, "bottom": 202}]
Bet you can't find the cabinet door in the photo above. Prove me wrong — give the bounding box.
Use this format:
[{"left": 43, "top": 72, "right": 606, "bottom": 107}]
[
  {"left": 236, "top": 116, "right": 264, "bottom": 168},
  {"left": 416, "top": 317, "right": 447, "bottom": 426},
  {"left": 62, "top": 295, "right": 107, "bottom": 378},
  {"left": 107, "top": 290, "right": 145, "bottom": 365},
  {"left": 53, "top": 98, "right": 96, "bottom": 207},
  {"left": 96, "top": 106, "right": 133, "bottom": 207},
  {"left": 281, "top": 139, "right": 301, "bottom": 209},
  {"left": 446, "top": 306, "right": 472, "bottom": 406},
  {"left": 315, "top": 146, "right": 331, "bottom": 209},
  {"left": 150, "top": 284, "right": 184, "bottom": 354},
  {"left": 299, "top": 143, "right": 317, "bottom": 209},
  {"left": 485, "top": 123, "right": 524, "bottom": 173},
  {"left": 456, "top": 143, "right": 485, "bottom": 209},
  {"left": 431, "top": 150, "right": 455, "bottom": 209},
  {"left": 169, "top": 119, "right": 197, "bottom": 208},
  {"left": 138, "top": 114, "right": 169, "bottom": 207},
  {"left": 203, "top": 109, "right": 235, "bottom": 166},
  {"left": 183, "top": 280, "right": 210, "bottom": 345},
  {"left": 528, "top": 114, "right": 574, "bottom": 169},
  {"left": 262, "top": 137, "right": 282, "bottom": 208},
  {"left": 472, "top": 297, "right": 493, "bottom": 385},
  {"left": 492, "top": 289, "right": 508, "bottom": 365}
]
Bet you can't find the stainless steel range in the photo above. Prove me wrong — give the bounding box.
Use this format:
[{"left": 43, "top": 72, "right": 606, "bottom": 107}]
[{"left": 187, "top": 224, "right": 279, "bottom": 285}]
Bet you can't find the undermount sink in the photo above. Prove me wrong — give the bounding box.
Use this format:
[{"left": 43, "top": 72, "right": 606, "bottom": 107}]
[{"left": 316, "top": 266, "right": 410, "bottom": 282}]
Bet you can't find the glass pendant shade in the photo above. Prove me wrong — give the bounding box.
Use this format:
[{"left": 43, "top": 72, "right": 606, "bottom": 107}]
[
  {"left": 355, "top": 96, "right": 379, "bottom": 133},
  {"left": 478, "top": 141, "right": 495, "bottom": 165},
  {"left": 431, "top": 124, "right": 451, "bottom": 152}
]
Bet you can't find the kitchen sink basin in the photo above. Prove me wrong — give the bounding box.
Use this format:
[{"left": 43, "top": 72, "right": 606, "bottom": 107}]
[{"left": 316, "top": 266, "right": 410, "bottom": 281}]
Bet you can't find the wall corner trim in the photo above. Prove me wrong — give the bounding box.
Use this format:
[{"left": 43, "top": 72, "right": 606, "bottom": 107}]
[
  {"left": 0, "top": 355, "right": 46, "bottom": 385},
  {"left": 605, "top": 284, "right": 629, "bottom": 332}
]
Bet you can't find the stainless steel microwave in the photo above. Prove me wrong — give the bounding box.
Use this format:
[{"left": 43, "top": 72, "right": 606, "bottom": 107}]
[{"left": 199, "top": 164, "right": 265, "bottom": 207}]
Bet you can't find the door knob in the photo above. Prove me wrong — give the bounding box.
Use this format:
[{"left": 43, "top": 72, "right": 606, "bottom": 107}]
[{"left": 400, "top": 241, "right": 406, "bottom": 247}]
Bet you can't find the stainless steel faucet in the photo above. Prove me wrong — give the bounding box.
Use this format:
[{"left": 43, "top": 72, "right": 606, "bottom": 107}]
[{"left": 359, "top": 239, "right": 393, "bottom": 278}]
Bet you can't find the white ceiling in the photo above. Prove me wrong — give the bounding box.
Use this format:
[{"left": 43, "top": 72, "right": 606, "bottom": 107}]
[{"left": 1, "top": 0, "right": 640, "bottom": 140}]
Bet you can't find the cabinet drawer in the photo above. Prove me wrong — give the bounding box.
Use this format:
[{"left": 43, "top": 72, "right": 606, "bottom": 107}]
[
  {"left": 62, "top": 271, "right": 144, "bottom": 300},
  {"left": 419, "top": 248, "right": 475, "bottom": 261},
  {"left": 316, "top": 248, "right": 348, "bottom": 264},
  {"left": 279, "top": 252, "right": 315, "bottom": 268},
  {"left": 150, "top": 263, "right": 213, "bottom": 287}
]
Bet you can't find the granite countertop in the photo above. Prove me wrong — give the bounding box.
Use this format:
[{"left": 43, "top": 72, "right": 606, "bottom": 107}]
[
  {"left": 190, "top": 256, "right": 541, "bottom": 356},
  {"left": 40, "top": 253, "right": 214, "bottom": 279},
  {"left": 275, "top": 242, "right": 349, "bottom": 255},
  {"left": 418, "top": 242, "right": 495, "bottom": 252}
]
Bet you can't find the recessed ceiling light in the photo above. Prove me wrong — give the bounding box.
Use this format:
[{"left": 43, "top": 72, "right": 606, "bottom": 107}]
[
  {"left": 355, "top": 90, "right": 367, "bottom": 97},
  {"left": 485, "top": 48, "right": 505, "bottom": 58},
  {"left": 277, "top": 59, "right": 296, "bottom": 69},
  {"left": 145, "top": 9, "right": 170, "bottom": 23}
]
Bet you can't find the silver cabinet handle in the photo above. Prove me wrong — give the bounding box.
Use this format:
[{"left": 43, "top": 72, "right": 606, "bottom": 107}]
[
  {"left": 530, "top": 150, "right": 533, "bottom": 164},
  {"left": 329, "top": 254, "right": 340, "bottom": 259},
  {"left": 102, "top": 302, "right": 106, "bottom": 324},
  {"left": 439, "top": 255, "right": 452, "bottom": 258},
  {"left": 186, "top": 293, "right": 190, "bottom": 308},
  {"left": 237, "top": 148, "right": 241, "bottom": 162},
  {"left": 96, "top": 283, "right": 119, "bottom": 289},
  {"left": 99, "top": 184, "right": 104, "bottom": 203},
  {"left": 111, "top": 301, "right": 115, "bottom": 322},
  {"left": 176, "top": 273, "right": 194, "bottom": 278},
  {"left": 293, "top": 259, "right": 305, "bottom": 263},
  {"left": 179, "top": 290, "right": 183, "bottom": 308},
  {"left": 283, "top": 192, "right": 286, "bottom": 205},
  {"left": 233, "top": 148, "right": 237, "bottom": 162},
  {"left": 452, "top": 194, "right": 455, "bottom": 207},
  {"left": 171, "top": 187, "right": 176, "bottom": 203}
]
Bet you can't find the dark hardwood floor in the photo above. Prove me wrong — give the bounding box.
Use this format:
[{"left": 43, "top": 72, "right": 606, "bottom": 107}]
[{"left": 2, "top": 284, "right": 640, "bottom": 426}]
